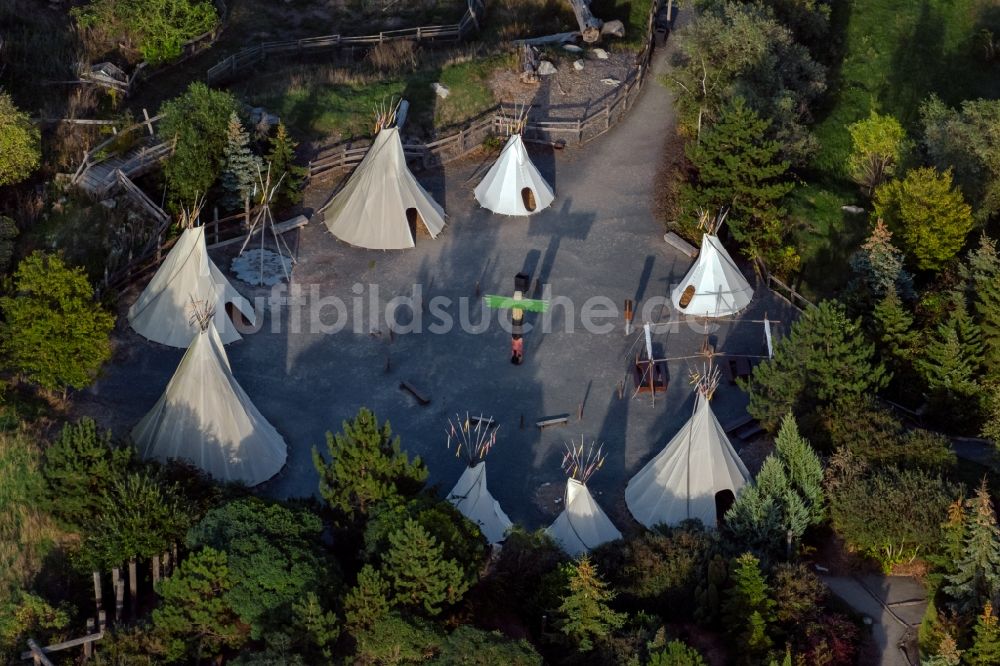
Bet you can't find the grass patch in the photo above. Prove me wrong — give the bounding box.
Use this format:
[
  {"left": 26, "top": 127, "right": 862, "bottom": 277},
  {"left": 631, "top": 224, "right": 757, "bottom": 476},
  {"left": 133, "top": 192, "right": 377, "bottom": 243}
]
[
  {"left": 785, "top": 181, "right": 869, "bottom": 301},
  {"left": 812, "top": 0, "right": 1000, "bottom": 177},
  {"left": 242, "top": 54, "right": 507, "bottom": 141},
  {"left": 591, "top": 0, "right": 656, "bottom": 47}
]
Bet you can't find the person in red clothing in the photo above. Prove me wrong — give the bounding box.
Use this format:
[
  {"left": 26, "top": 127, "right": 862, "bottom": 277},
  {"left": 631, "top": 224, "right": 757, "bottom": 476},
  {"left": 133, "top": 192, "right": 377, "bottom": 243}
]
[{"left": 511, "top": 335, "right": 524, "bottom": 365}]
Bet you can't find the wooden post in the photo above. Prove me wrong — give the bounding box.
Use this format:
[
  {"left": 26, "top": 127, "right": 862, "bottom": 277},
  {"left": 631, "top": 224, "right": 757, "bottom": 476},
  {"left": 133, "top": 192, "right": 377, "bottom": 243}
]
[
  {"left": 667, "top": 0, "right": 674, "bottom": 21},
  {"left": 92, "top": 571, "right": 102, "bottom": 617},
  {"left": 577, "top": 402, "right": 584, "bottom": 421},
  {"left": 84, "top": 619, "right": 95, "bottom": 660},
  {"left": 577, "top": 119, "right": 583, "bottom": 144},
  {"left": 114, "top": 578, "right": 124, "bottom": 624},
  {"left": 128, "top": 559, "right": 137, "bottom": 620},
  {"left": 111, "top": 567, "right": 120, "bottom": 620},
  {"left": 213, "top": 207, "right": 219, "bottom": 244},
  {"left": 142, "top": 108, "right": 154, "bottom": 135},
  {"left": 98, "top": 610, "right": 106, "bottom": 633},
  {"left": 152, "top": 554, "right": 161, "bottom": 586}
]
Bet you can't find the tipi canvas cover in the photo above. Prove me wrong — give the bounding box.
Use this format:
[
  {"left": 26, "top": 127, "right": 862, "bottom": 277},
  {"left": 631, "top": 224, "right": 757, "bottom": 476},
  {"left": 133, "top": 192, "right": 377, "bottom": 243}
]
[
  {"left": 447, "top": 462, "right": 512, "bottom": 544},
  {"left": 474, "top": 133, "right": 554, "bottom": 216},
  {"left": 625, "top": 395, "right": 750, "bottom": 528},
  {"left": 128, "top": 226, "right": 255, "bottom": 348},
  {"left": 671, "top": 234, "right": 753, "bottom": 317},
  {"left": 132, "top": 321, "right": 287, "bottom": 486},
  {"left": 323, "top": 127, "right": 445, "bottom": 249},
  {"left": 546, "top": 478, "right": 622, "bottom": 557}
]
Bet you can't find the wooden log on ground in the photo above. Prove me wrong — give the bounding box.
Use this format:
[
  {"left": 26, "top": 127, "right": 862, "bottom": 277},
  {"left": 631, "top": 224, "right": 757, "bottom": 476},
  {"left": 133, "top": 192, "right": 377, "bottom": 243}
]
[
  {"left": 536, "top": 414, "right": 570, "bottom": 429},
  {"left": 399, "top": 381, "right": 431, "bottom": 405},
  {"left": 520, "top": 43, "right": 540, "bottom": 83},
  {"left": 567, "top": 0, "right": 603, "bottom": 43}
]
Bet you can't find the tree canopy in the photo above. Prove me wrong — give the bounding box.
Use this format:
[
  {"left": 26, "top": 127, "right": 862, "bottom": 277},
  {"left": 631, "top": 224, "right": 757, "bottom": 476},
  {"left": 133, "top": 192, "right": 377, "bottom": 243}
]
[
  {"left": 0, "top": 91, "right": 40, "bottom": 186},
  {"left": 0, "top": 252, "right": 114, "bottom": 393}
]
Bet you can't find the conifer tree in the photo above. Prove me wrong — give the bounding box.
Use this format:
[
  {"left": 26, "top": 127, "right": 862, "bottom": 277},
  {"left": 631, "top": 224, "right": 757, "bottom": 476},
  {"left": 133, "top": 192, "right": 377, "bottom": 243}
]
[
  {"left": 944, "top": 481, "right": 1000, "bottom": 613},
  {"left": 755, "top": 456, "right": 811, "bottom": 548},
  {"left": 266, "top": 122, "right": 306, "bottom": 206},
  {"left": 555, "top": 556, "right": 626, "bottom": 652},
  {"left": 874, "top": 167, "right": 974, "bottom": 271},
  {"left": 680, "top": 97, "right": 793, "bottom": 262},
  {"left": 722, "top": 553, "right": 776, "bottom": 658},
  {"left": 873, "top": 288, "right": 919, "bottom": 377},
  {"left": 724, "top": 483, "right": 786, "bottom": 560},
  {"left": 344, "top": 564, "right": 391, "bottom": 631},
  {"left": 916, "top": 316, "right": 982, "bottom": 425},
  {"left": 983, "top": 387, "right": 1000, "bottom": 445},
  {"left": 743, "top": 300, "right": 888, "bottom": 431},
  {"left": 382, "top": 519, "right": 468, "bottom": 616},
  {"left": 968, "top": 602, "right": 1000, "bottom": 666},
  {"left": 773, "top": 413, "right": 824, "bottom": 525},
  {"left": 221, "top": 112, "right": 262, "bottom": 212},
  {"left": 849, "top": 219, "right": 914, "bottom": 300},
  {"left": 965, "top": 234, "right": 1000, "bottom": 377},
  {"left": 312, "top": 408, "right": 427, "bottom": 524}
]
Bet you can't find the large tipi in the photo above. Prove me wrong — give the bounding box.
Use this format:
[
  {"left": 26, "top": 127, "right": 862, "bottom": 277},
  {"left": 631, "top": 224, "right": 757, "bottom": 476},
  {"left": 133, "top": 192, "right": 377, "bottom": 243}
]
[
  {"left": 323, "top": 126, "right": 445, "bottom": 249},
  {"left": 128, "top": 226, "right": 255, "bottom": 347},
  {"left": 625, "top": 389, "right": 750, "bottom": 529},
  {"left": 671, "top": 213, "right": 753, "bottom": 318},
  {"left": 546, "top": 442, "right": 621, "bottom": 557},
  {"left": 474, "top": 132, "right": 554, "bottom": 216},
  {"left": 444, "top": 415, "right": 511, "bottom": 544},
  {"left": 132, "top": 319, "right": 287, "bottom": 486}
]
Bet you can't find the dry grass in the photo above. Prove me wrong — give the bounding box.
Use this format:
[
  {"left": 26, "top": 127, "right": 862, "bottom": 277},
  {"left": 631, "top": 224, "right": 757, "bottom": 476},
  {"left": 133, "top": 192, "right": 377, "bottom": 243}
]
[
  {"left": 366, "top": 39, "right": 420, "bottom": 74},
  {"left": 0, "top": 429, "right": 62, "bottom": 606}
]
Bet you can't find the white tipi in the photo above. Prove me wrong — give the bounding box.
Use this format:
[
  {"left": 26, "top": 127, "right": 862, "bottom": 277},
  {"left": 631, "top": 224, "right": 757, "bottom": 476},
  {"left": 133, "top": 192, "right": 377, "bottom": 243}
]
[
  {"left": 128, "top": 226, "right": 255, "bottom": 348},
  {"left": 475, "top": 133, "right": 554, "bottom": 216},
  {"left": 671, "top": 212, "right": 753, "bottom": 318},
  {"left": 444, "top": 414, "right": 511, "bottom": 544},
  {"left": 132, "top": 318, "right": 287, "bottom": 486},
  {"left": 546, "top": 441, "right": 621, "bottom": 557},
  {"left": 323, "top": 126, "right": 445, "bottom": 249},
  {"left": 625, "top": 384, "right": 750, "bottom": 529}
]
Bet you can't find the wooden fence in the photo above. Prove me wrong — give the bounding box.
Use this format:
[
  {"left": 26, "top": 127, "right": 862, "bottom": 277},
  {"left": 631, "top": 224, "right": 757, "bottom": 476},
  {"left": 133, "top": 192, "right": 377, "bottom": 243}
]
[
  {"left": 206, "top": 0, "right": 485, "bottom": 85},
  {"left": 307, "top": 0, "right": 662, "bottom": 181},
  {"left": 754, "top": 259, "right": 815, "bottom": 312}
]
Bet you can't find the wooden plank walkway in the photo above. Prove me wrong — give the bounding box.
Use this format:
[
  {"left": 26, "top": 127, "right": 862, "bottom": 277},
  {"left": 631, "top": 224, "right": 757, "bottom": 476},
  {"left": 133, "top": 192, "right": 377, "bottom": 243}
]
[{"left": 77, "top": 139, "right": 174, "bottom": 197}]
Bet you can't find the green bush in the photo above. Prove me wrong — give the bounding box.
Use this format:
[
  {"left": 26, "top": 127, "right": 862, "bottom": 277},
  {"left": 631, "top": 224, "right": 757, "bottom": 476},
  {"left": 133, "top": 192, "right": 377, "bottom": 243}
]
[
  {"left": 0, "top": 91, "right": 40, "bottom": 186},
  {"left": 826, "top": 455, "right": 956, "bottom": 571},
  {"left": 186, "top": 498, "right": 335, "bottom": 638},
  {"left": 431, "top": 626, "right": 543, "bottom": 665},
  {"left": 73, "top": 0, "right": 219, "bottom": 65},
  {"left": 648, "top": 639, "right": 707, "bottom": 666},
  {"left": 351, "top": 612, "right": 442, "bottom": 664},
  {"left": 0, "top": 252, "right": 114, "bottom": 393},
  {"left": 158, "top": 83, "right": 239, "bottom": 208},
  {"left": 41, "top": 418, "right": 131, "bottom": 531}
]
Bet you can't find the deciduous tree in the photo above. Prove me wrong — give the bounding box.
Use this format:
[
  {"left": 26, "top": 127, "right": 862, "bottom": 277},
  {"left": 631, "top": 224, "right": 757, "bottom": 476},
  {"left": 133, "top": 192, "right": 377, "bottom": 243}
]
[
  {"left": 0, "top": 252, "right": 114, "bottom": 394},
  {"left": 846, "top": 111, "right": 908, "bottom": 193},
  {"left": 0, "top": 92, "right": 40, "bottom": 186}
]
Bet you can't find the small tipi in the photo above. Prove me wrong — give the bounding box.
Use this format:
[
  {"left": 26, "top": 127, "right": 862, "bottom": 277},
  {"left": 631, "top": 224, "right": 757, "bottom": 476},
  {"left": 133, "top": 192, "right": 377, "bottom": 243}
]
[
  {"left": 474, "top": 114, "right": 553, "bottom": 216},
  {"left": 625, "top": 372, "right": 750, "bottom": 529},
  {"left": 323, "top": 104, "right": 445, "bottom": 249},
  {"left": 445, "top": 415, "right": 512, "bottom": 544},
  {"left": 671, "top": 211, "right": 753, "bottom": 317},
  {"left": 132, "top": 316, "right": 287, "bottom": 486},
  {"left": 546, "top": 440, "right": 621, "bottom": 557},
  {"left": 128, "top": 225, "right": 255, "bottom": 347}
]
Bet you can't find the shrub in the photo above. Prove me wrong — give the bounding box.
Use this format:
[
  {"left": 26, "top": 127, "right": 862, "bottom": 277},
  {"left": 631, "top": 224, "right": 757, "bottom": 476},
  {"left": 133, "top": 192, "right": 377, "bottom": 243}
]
[
  {"left": 81, "top": 472, "right": 190, "bottom": 570},
  {"left": 351, "top": 612, "right": 442, "bottom": 664},
  {"left": 826, "top": 461, "right": 955, "bottom": 571},
  {"left": 41, "top": 418, "right": 131, "bottom": 530},
  {"left": 73, "top": 0, "right": 219, "bottom": 65},
  {"left": 593, "top": 521, "right": 714, "bottom": 615},
  {"left": 0, "top": 91, "right": 40, "bottom": 186},
  {"left": 771, "top": 563, "right": 826, "bottom": 625},
  {"left": 431, "top": 626, "right": 542, "bottom": 665},
  {"left": 186, "top": 499, "right": 334, "bottom": 638},
  {"left": 0, "top": 252, "right": 114, "bottom": 393},
  {"left": 648, "top": 639, "right": 707, "bottom": 666}
]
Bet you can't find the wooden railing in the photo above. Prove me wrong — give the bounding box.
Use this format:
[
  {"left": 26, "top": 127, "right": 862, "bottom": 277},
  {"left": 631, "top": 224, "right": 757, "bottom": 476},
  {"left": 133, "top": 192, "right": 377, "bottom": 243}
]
[
  {"left": 206, "top": 0, "right": 485, "bottom": 85},
  {"left": 307, "top": 0, "right": 659, "bottom": 182},
  {"left": 70, "top": 110, "right": 163, "bottom": 186},
  {"left": 754, "top": 259, "right": 815, "bottom": 312}
]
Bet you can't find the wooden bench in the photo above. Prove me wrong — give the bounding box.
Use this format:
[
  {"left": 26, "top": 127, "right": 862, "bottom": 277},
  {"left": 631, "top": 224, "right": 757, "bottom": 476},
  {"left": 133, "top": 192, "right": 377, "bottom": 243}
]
[
  {"left": 536, "top": 414, "right": 570, "bottom": 429},
  {"left": 663, "top": 232, "right": 698, "bottom": 259},
  {"left": 469, "top": 415, "right": 495, "bottom": 428},
  {"left": 399, "top": 381, "right": 431, "bottom": 406}
]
